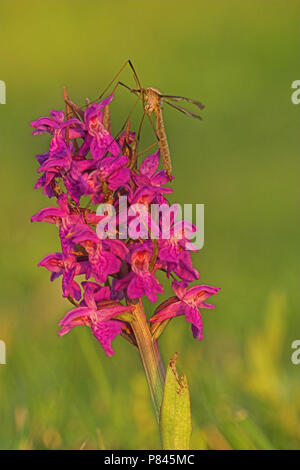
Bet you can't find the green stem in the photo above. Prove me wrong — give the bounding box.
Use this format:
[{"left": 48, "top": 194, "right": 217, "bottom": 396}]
[{"left": 129, "top": 298, "right": 165, "bottom": 423}]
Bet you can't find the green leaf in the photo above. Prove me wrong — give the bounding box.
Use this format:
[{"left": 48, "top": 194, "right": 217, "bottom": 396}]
[
  {"left": 160, "top": 353, "right": 192, "bottom": 450},
  {"left": 151, "top": 318, "right": 170, "bottom": 340},
  {"left": 115, "top": 312, "right": 135, "bottom": 322}
]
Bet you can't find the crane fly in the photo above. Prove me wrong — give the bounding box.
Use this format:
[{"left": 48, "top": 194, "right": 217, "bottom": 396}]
[
  {"left": 64, "top": 60, "right": 205, "bottom": 180},
  {"left": 115, "top": 61, "right": 205, "bottom": 180},
  {"left": 116, "top": 84, "right": 204, "bottom": 180}
]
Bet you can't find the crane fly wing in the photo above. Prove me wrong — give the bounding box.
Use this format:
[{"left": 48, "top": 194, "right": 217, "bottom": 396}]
[
  {"left": 161, "top": 95, "right": 205, "bottom": 110},
  {"left": 163, "top": 99, "right": 203, "bottom": 120}
]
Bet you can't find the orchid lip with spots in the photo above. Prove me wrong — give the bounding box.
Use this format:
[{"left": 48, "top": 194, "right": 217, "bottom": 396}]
[{"left": 31, "top": 78, "right": 220, "bottom": 446}]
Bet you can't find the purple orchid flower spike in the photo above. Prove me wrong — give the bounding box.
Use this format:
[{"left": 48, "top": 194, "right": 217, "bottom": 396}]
[
  {"left": 32, "top": 83, "right": 219, "bottom": 439},
  {"left": 150, "top": 281, "right": 220, "bottom": 340},
  {"left": 58, "top": 288, "right": 135, "bottom": 356}
]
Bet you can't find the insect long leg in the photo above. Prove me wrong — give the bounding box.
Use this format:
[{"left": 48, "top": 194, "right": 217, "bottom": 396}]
[
  {"left": 127, "top": 59, "right": 143, "bottom": 92},
  {"left": 64, "top": 80, "right": 139, "bottom": 123},
  {"left": 97, "top": 59, "right": 132, "bottom": 101},
  {"left": 128, "top": 110, "right": 147, "bottom": 170},
  {"left": 65, "top": 59, "right": 141, "bottom": 112},
  {"left": 64, "top": 60, "right": 148, "bottom": 139},
  {"left": 91, "top": 59, "right": 143, "bottom": 107},
  {"left": 137, "top": 110, "right": 146, "bottom": 142},
  {"left": 114, "top": 93, "right": 141, "bottom": 139},
  {"left": 136, "top": 110, "right": 160, "bottom": 158},
  {"left": 137, "top": 141, "right": 159, "bottom": 158}
]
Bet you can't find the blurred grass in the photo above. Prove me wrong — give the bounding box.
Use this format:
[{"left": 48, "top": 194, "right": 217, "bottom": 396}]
[{"left": 0, "top": 0, "right": 299, "bottom": 449}]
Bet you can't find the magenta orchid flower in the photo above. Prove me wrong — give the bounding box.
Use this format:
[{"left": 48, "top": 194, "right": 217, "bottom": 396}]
[
  {"left": 156, "top": 208, "right": 199, "bottom": 281},
  {"left": 70, "top": 225, "right": 127, "bottom": 283},
  {"left": 58, "top": 288, "right": 135, "bottom": 356},
  {"left": 150, "top": 281, "right": 220, "bottom": 340},
  {"left": 30, "top": 109, "right": 83, "bottom": 139},
  {"left": 115, "top": 243, "right": 164, "bottom": 303},
  {"left": 134, "top": 150, "right": 170, "bottom": 185},
  {"left": 84, "top": 95, "right": 120, "bottom": 160},
  {"left": 81, "top": 154, "right": 130, "bottom": 204},
  {"left": 38, "top": 252, "right": 88, "bottom": 300},
  {"left": 132, "top": 150, "right": 173, "bottom": 205}
]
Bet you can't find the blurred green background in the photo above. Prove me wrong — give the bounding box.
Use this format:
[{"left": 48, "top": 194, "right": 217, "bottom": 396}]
[{"left": 0, "top": 0, "right": 299, "bottom": 450}]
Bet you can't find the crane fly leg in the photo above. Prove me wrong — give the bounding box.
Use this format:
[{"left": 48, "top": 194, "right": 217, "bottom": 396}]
[
  {"left": 98, "top": 59, "right": 134, "bottom": 100},
  {"left": 127, "top": 59, "right": 143, "bottom": 91},
  {"left": 97, "top": 59, "right": 142, "bottom": 104},
  {"left": 137, "top": 141, "right": 159, "bottom": 158},
  {"left": 69, "top": 59, "right": 142, "bottom": 111},
  {"left": 114, "top": 94, "right": 141, "bottom": 139}
]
